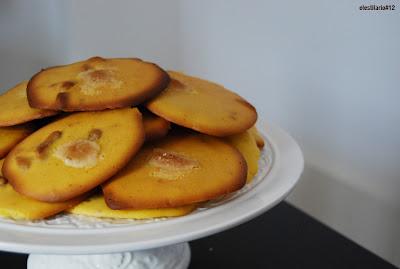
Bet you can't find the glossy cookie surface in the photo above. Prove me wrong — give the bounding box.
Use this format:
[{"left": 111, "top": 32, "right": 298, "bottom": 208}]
[
  {"left": 249, "top": 126, "right": 265, "bottom": 149},
  {"left": 0, "top": 81, "right": 57, "bottom": 127},
  {"left": 3, "top": 108, "right": 144, "bottom": 202},
  {"left": 146, "top": 71, "right": 257, "bottom": 137},
  {"left": 103, "top": 130, "right": 247, "bottom": 209},
  {"left": 0, "top": 124, "right": 34, "bottom": 159},
  {"left": 28, "top": 57, "right": 169, "bottom": 111},
  {"left": 227, "top": 130, "right": 260, "bottom": 183},
  {"left": 0, "top": 159, "right": 84, "bottom": 220}
]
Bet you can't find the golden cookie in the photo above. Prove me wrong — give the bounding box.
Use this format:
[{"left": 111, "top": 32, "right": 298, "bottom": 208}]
[
  {"left": 249, "top": 126, "right": 265, "bottom": 149},
  {"left": 0, "top": 81, "right": 58, "bottom": 127},
  {"left": 142, "top": 109, "right": 170, "bottom": 141},
  {"left": 146, "top": 71, "right": 257, "bottom": 137},
  {"left": 69, "top": 194, "right": 197, "bottom": 219},
  {"left": 103, "top": 130, "right": 247, "bottom": 209},
  {"left": 3, "top": 108, "right": 145, "bottom": 202},
  {"left": 27, "top": 57, "right": 170, "bottom": 111},
  {"left": 0, "top": 124, "right": 34, "bottom": 158},
  {"left": 227, "top": 130, "right": 260, "bottom": 183},
  {"left": 0, "top": 159, "right": 84, "bottom": 220}
]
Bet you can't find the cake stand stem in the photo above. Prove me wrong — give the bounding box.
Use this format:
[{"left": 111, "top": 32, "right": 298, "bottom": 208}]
[{"left": 27, "top": 242, "right": 191, "bottom": 269}]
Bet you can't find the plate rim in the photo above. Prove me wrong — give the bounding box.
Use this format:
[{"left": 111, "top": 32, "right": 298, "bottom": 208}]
[{"left": 0, "top": 124, "right": 304, "bottom": 254}]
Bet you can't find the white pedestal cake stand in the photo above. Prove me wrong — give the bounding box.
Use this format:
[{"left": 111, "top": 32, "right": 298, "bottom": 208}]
[{"left": 0, "top": 125, "right": 303, "bottom": 269}]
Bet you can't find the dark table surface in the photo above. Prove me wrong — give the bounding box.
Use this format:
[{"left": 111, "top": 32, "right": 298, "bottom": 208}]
[{"left": 0, "top": 202, "right": 396, "bottom": 269}]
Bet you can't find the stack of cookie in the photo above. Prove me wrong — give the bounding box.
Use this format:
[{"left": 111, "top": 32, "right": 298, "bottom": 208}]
[{"left": 0, "top": 57, "right": 264, "bottom": 220}]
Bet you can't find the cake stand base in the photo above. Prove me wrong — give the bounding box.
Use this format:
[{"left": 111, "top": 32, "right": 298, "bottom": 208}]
[{"left": 27, "top": 242, "right": 191, "bottom": 269}]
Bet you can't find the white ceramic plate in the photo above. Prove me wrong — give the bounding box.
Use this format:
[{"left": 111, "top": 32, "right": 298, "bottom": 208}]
[{"left": 0, "top": 125, "right": 303, "bottom": 254}]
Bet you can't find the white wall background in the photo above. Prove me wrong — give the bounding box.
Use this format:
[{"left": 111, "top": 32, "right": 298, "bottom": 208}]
[
  {"left": 0, "top": 0, "right": 399, "bottom": 266},
  {"left": 179, "top": 1, "right": 400, "bottom": 266},
  {"left": 61, "top": 0, "right": 180, "bottom": 70},
  {"left": 179, "top": 1, "right": 400, "bottom": 265},
  {"left": 0, "top": 0, "right": 66, "bottom": 90},
  {"left": 0, "top": 0, "right": 180, "bottom": 89}
]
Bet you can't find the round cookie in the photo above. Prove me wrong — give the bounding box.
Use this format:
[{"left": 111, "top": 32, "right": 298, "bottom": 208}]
[
  {"left": 0, "top": 159, "right": 84, "bottom": 220},
  {"left": 68, "top": 194, "right": 197, "bottom": 219},
  {"left": 142, "top": 109, "right": 170, "bottom": 141},
  {"left": 249, "top": 126, "right": 265, "bottom": 149},
  {"left": 146, "top": 71, "right": 257, "bottom": 137},
  {"left": 0, "top": 81, "right": 58, "bottom": 127},
  {"left": 27, "top": 57, "right": 170, "bottom": 111},
  {"left": 3, "top": 108, "right": 145, "bottom": 202},
  {"left": 103, "top": 130, "right": 247, "bottom": 209},
  {"left": 0, "top": 124, "right": 34, "bottom": 159},
  {"left": 226, "top": 130, "right": 260, "bottom": 183}
]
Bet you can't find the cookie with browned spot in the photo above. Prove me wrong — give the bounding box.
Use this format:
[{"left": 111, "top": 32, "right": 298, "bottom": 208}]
[
  {"left": 68, "top": 193, "right": 197, "bottom": 219},
  {"left": 0, "top": 124, "right": 35, "bottom": 159},
  {"left": 0, "top": 159, "right": 84, "bottom": 220},
  {"left": 0, "top": 81, "right": 58, "bottom": 127},
  {"left": 141, "top": 109, "right": 170, "bottom": 142},
  {"left": 3, "top": 108, "right": 145, "bottom": 202},
  {"left": 146, "top": 71, "right": 257, "bottom": 137},
  {"left": 27, "top": 57, "right": 170, "bottom": 111},
  {"left": 103, "top": 130, "right": 247, "bottom": 209}
]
